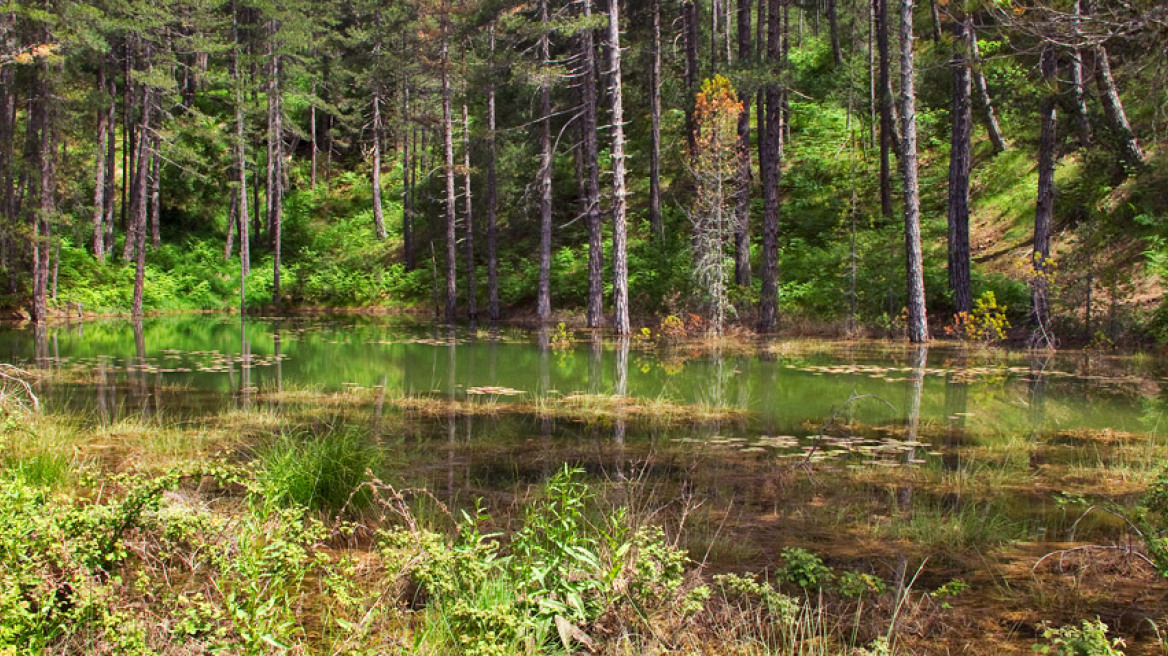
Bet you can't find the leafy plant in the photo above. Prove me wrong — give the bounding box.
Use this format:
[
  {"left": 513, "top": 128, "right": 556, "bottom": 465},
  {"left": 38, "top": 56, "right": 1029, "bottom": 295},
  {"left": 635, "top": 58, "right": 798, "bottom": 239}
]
[
  {"left": 777, "top": 547, "right": 833, "bottom": 590},
  {"left": 1035, "top": 618, "right": 1126, "bottom": 655}
]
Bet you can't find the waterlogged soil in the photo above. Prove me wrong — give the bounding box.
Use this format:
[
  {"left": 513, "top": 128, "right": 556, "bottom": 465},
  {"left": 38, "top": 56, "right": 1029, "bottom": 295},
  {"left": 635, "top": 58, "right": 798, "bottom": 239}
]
[{"left": 5, "top": 314, "right": 1168, "bottom": 653}]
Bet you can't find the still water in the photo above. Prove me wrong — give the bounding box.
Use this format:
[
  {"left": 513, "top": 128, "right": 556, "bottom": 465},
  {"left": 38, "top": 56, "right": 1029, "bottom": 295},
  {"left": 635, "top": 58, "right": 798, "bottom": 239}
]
[{"left": 4, "top": 314, "right": 1165, "bottom": 440}]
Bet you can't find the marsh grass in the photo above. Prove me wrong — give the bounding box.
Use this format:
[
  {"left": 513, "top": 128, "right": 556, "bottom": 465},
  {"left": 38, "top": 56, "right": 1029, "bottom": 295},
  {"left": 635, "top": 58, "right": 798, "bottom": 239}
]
[{"left": 255, "top": 427, "right": 384, "bottom": 512}]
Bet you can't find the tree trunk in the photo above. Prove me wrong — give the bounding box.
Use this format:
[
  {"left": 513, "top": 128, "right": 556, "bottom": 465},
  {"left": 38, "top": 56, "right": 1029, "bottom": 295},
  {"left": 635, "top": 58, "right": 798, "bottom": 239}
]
[
  {"left": 683, "top": 0, "right": 700, "bottom": 156},
  {"left": 462, "top": 104, "right": 477, "bottom": 322},
  {"left": 900, "top": 0, "right": 928, "bottom": 343},
  {"left": 131, "top": 81, "right": 154, "bottom": 319},
  {"left": 759, "top": 0, "right": 782, "bottom": 332},
  {"left": 1094, "top": 44, "right": 1143, "bottom": 169},
  {"left": 103, "top": 75, "right": 117, "bottom": 259},
  {"left": 968, "top": 26, "right": 1007, "bottom": 153},
  {"left": 537, "top": 0, "right": 553, "bottom": 323},
  {"left": 648, "top": 0, "right": 663, "bottom": 241},
  {"left": 0, "top": 15, "right": 13, "bottom": 275},
  {"left": 31, "top": 62, "right": 55, "bottom": 324},
  {"left": 875, "top": 0, "right": 894, "bottom": 220},
  {"left": 269, "top": 47, "right": 283, "bottom": 306},
  {"left": 734, "top": 0, "right": 752, "bottom": 288},
  {"left": 310, "top": 81, "right": 318, "bottom": 189},
  {"left": 93, "top": 66, "right": 109, "bottom": 262},
  {"left": 231, "top": 4, "right": 250, "bottom": 282},
  {"left": 1032, "top": 45, "right": 1058, "bottom": 346},
  {"left": 372, "top": 92, "right": 387, "bottom": 240},
  {"left": 486, "top": 27, "right": 499, "bottom": 321},
  {"left": 403, "top": 86, "right": 415, "bottom": 271},
  {"left": 609, "top": 0, "right": 630, "bottom": 336},
  {"left": 582, "top": 0, "right": 604, "bottom": 328},
  {"left": 928, "top": 0, "right": 942, "bottom": 43},
  {"left": 948, "top": 18, "right": 972, "bottom": 316},
  {"left": 441, "top": 2, "right": 458, "bottom": 324},
  {"left": 1069, "top": 0, "right": 1091, "bottom": 148},
  {"left": 149, "top": 149, "right": 161, "bottom": 248},
  {"left": 225, "top": 192, "right": 237, "bottom": 261},
  {"left": 828, "top": 0, "right": 844, "bottom": 66}
]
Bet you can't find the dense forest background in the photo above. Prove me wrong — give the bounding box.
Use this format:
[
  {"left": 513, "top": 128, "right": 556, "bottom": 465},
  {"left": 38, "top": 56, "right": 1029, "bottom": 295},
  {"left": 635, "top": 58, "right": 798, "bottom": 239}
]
[{"left": 1, "top": 0, "right": 1166, "bottom": 344}]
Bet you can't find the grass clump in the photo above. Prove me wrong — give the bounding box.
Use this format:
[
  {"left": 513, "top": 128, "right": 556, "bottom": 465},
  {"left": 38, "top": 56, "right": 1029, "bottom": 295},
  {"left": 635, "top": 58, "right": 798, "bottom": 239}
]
[{"left": 255, "top": 427, "right": 382, "bottom": 513}]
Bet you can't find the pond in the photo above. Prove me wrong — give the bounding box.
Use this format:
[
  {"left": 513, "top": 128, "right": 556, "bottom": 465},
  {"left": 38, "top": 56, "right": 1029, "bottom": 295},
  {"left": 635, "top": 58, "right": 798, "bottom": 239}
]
[{"left": 4, "top": 314, "right": 1168, "bottom": 650}]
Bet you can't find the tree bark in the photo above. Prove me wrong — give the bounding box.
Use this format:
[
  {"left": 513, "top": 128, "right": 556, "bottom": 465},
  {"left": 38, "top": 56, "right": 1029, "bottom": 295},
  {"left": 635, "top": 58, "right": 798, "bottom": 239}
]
[
  {"left": 372, "top": 92, "right": 387, "bottom": 240},
  {"left": 131, "top": 79, "right": 154, "bottom": 319},
  {"left": 828, "top": 0, "right": 844, "bottom": 66},
  {"left": 968, "top": 26, "right": 1007, "bottom": 153},
  {"left": 683, "top": 0, "right": 700, "bottom": 156},
  {"left": 93, "top": 66, "right": 109, "bottom": 262},
  {"left": 609, "top": 0, "right": 630, "bottom": 335},
  {"left": 31, "top": 62, "right": 55, "bottom": 324},
  {"left": 948, "top": 18, "right": 973, "bottom": 316},
  {"left": 648, "top": 0, "right": 663, "bottom": 241},
  {"left": 759, "top": 0, "right": 782, "bottom": 332},
  {"left": 537, "top": 0, "right": 553, "bottom": 323},
  {"left": 103, "top": 74, "right": 117, "bottom": 259},
  {"left": 582, "top": 0, "right": 604, "bottom": 328},
  {"left": 150, "top": 149, "right": 161, "bottom": 248},
  {"left": 403, "top": 85, "right": 414, "bottom": 270},
  {"left": 462, "top": 103, "right": 477, "bottom": 322},
  {"left": 734, "top": 0, "right": 752, "bottom": 288},
  {"left": 1069, "top": 0, "right": 1091, "bottom": 148},
  {"left": 232, "top": 2, "right": 250, "bottom": 280},
  {"left": 442, "top": 0, "right": 458, "bottom": 324},
  {"left": 1093, "top": 43, "right": 1143, "bottom": 169},
  {"left": 1032, "top": 44, "right": 1058, "bottom": 346},
  {"left": 900, "top": 0, "right": 928, "bottom": 343},
  {"left": 875, "top": 0, "right": 894, "bottom": 220},
  {"left": 486, "top": 26, "right": 499, "bottom": 321},
  {"left": 269, "top": 43, "right": 283, "bottom": 306}
]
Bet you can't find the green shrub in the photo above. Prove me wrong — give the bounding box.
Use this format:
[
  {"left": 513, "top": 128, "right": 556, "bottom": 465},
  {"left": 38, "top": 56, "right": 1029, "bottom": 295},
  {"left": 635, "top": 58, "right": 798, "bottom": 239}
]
[{"left": 1035, "top": 618, "right": 1126, "bottom": 655}]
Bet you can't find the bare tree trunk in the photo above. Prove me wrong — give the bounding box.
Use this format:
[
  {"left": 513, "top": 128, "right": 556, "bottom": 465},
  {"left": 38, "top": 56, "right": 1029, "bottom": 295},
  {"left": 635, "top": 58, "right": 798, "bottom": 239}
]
[
  {"left": 948, "top": 18, "right": 973, "bottom": 316},
  {"left": 310, "top": 81, "right": 317, "bottom": 189},
  {"left": 1094, "top": 44, "right": 1143, "bottom": 169},
  {"left": 441, "top": 1, "right": 458, "bottom": 324},
  {"left": 759, "top": 0, "right": 782, "bottom": 332},
  {"left": 734, "top": 0, "right": 752, "bottom": 288},
  {"left": 462, "top": 104, "right": 477, "bottom": 322},
  {"left": 32, "top": 62, "right": 55, "bottom": 324},
  {"left": 648, "top": 0, "right": 663, "bottom": 241},
  {"left": 537, "top": 0, "right": 553, "bottom": 322},
  {"left": 876, "top": 0, "right": 894, "bottom": 220},
  {"left": 1069, "top": 0, "right": 1091, "bottom": 148},
  {"left": 609, "top": 0, "right": 630, "bottom": 336},
  {"left": 486, "top": 27, "right": 499, "bottom": 321},
  {"left": 683, "top": 0, "right": 700, "bottom": 156},
  {"left": 103, "top": 75, "right": 117, "bottom": 259},
  {"left": 582, "top": 0, "right": 604, "bottom": 328},
  {"left": 1031, "top": 44, "right": 1058, "bottom": 347},
  {"left": 232, "top": 2, "right": 250, "bottom": 279},
  {"left": 131, "top": 81, "right": 154, "bottom": 319},
  {"left": 225, "top": 192, "right": 236, "bottom": 261},
  {"left": 372, "top": 92, "right": 387, "bottom": 240},
  {"left": 928, "top": 0, "right": 942, "bottom": 43},
  {"left": 968, "top": 26, "right": 1007, "bottom": 153},
  {"left": 828, "top": 0, "right": 844, "bottom": 66},
  {"left": 900, "top": 0, "right": 928, "bottom": 343},
  {"left": 149, "top": 149, "right": 161, "bottom": 248},
  {"left": 269, "top": 46, "right": 283, "bottom": 306},
  {"left": 403, "top": 84, "right": 415, "bottom": 270},
  {"left": 92, "top": 66, "right": 109, "bottom": 262}
]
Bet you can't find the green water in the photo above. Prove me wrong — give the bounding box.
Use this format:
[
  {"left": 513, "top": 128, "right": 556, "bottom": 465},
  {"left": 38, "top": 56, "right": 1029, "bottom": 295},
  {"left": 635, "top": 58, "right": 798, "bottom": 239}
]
[{"left": 4, "top": 314, "right": 1166, "bottom": 441}]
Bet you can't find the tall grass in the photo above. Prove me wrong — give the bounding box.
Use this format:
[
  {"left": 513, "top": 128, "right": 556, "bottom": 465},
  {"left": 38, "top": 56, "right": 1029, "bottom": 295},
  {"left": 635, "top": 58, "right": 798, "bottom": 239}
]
[{"left": 256, "top": 427, "right": 383, "bottom": 512}]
